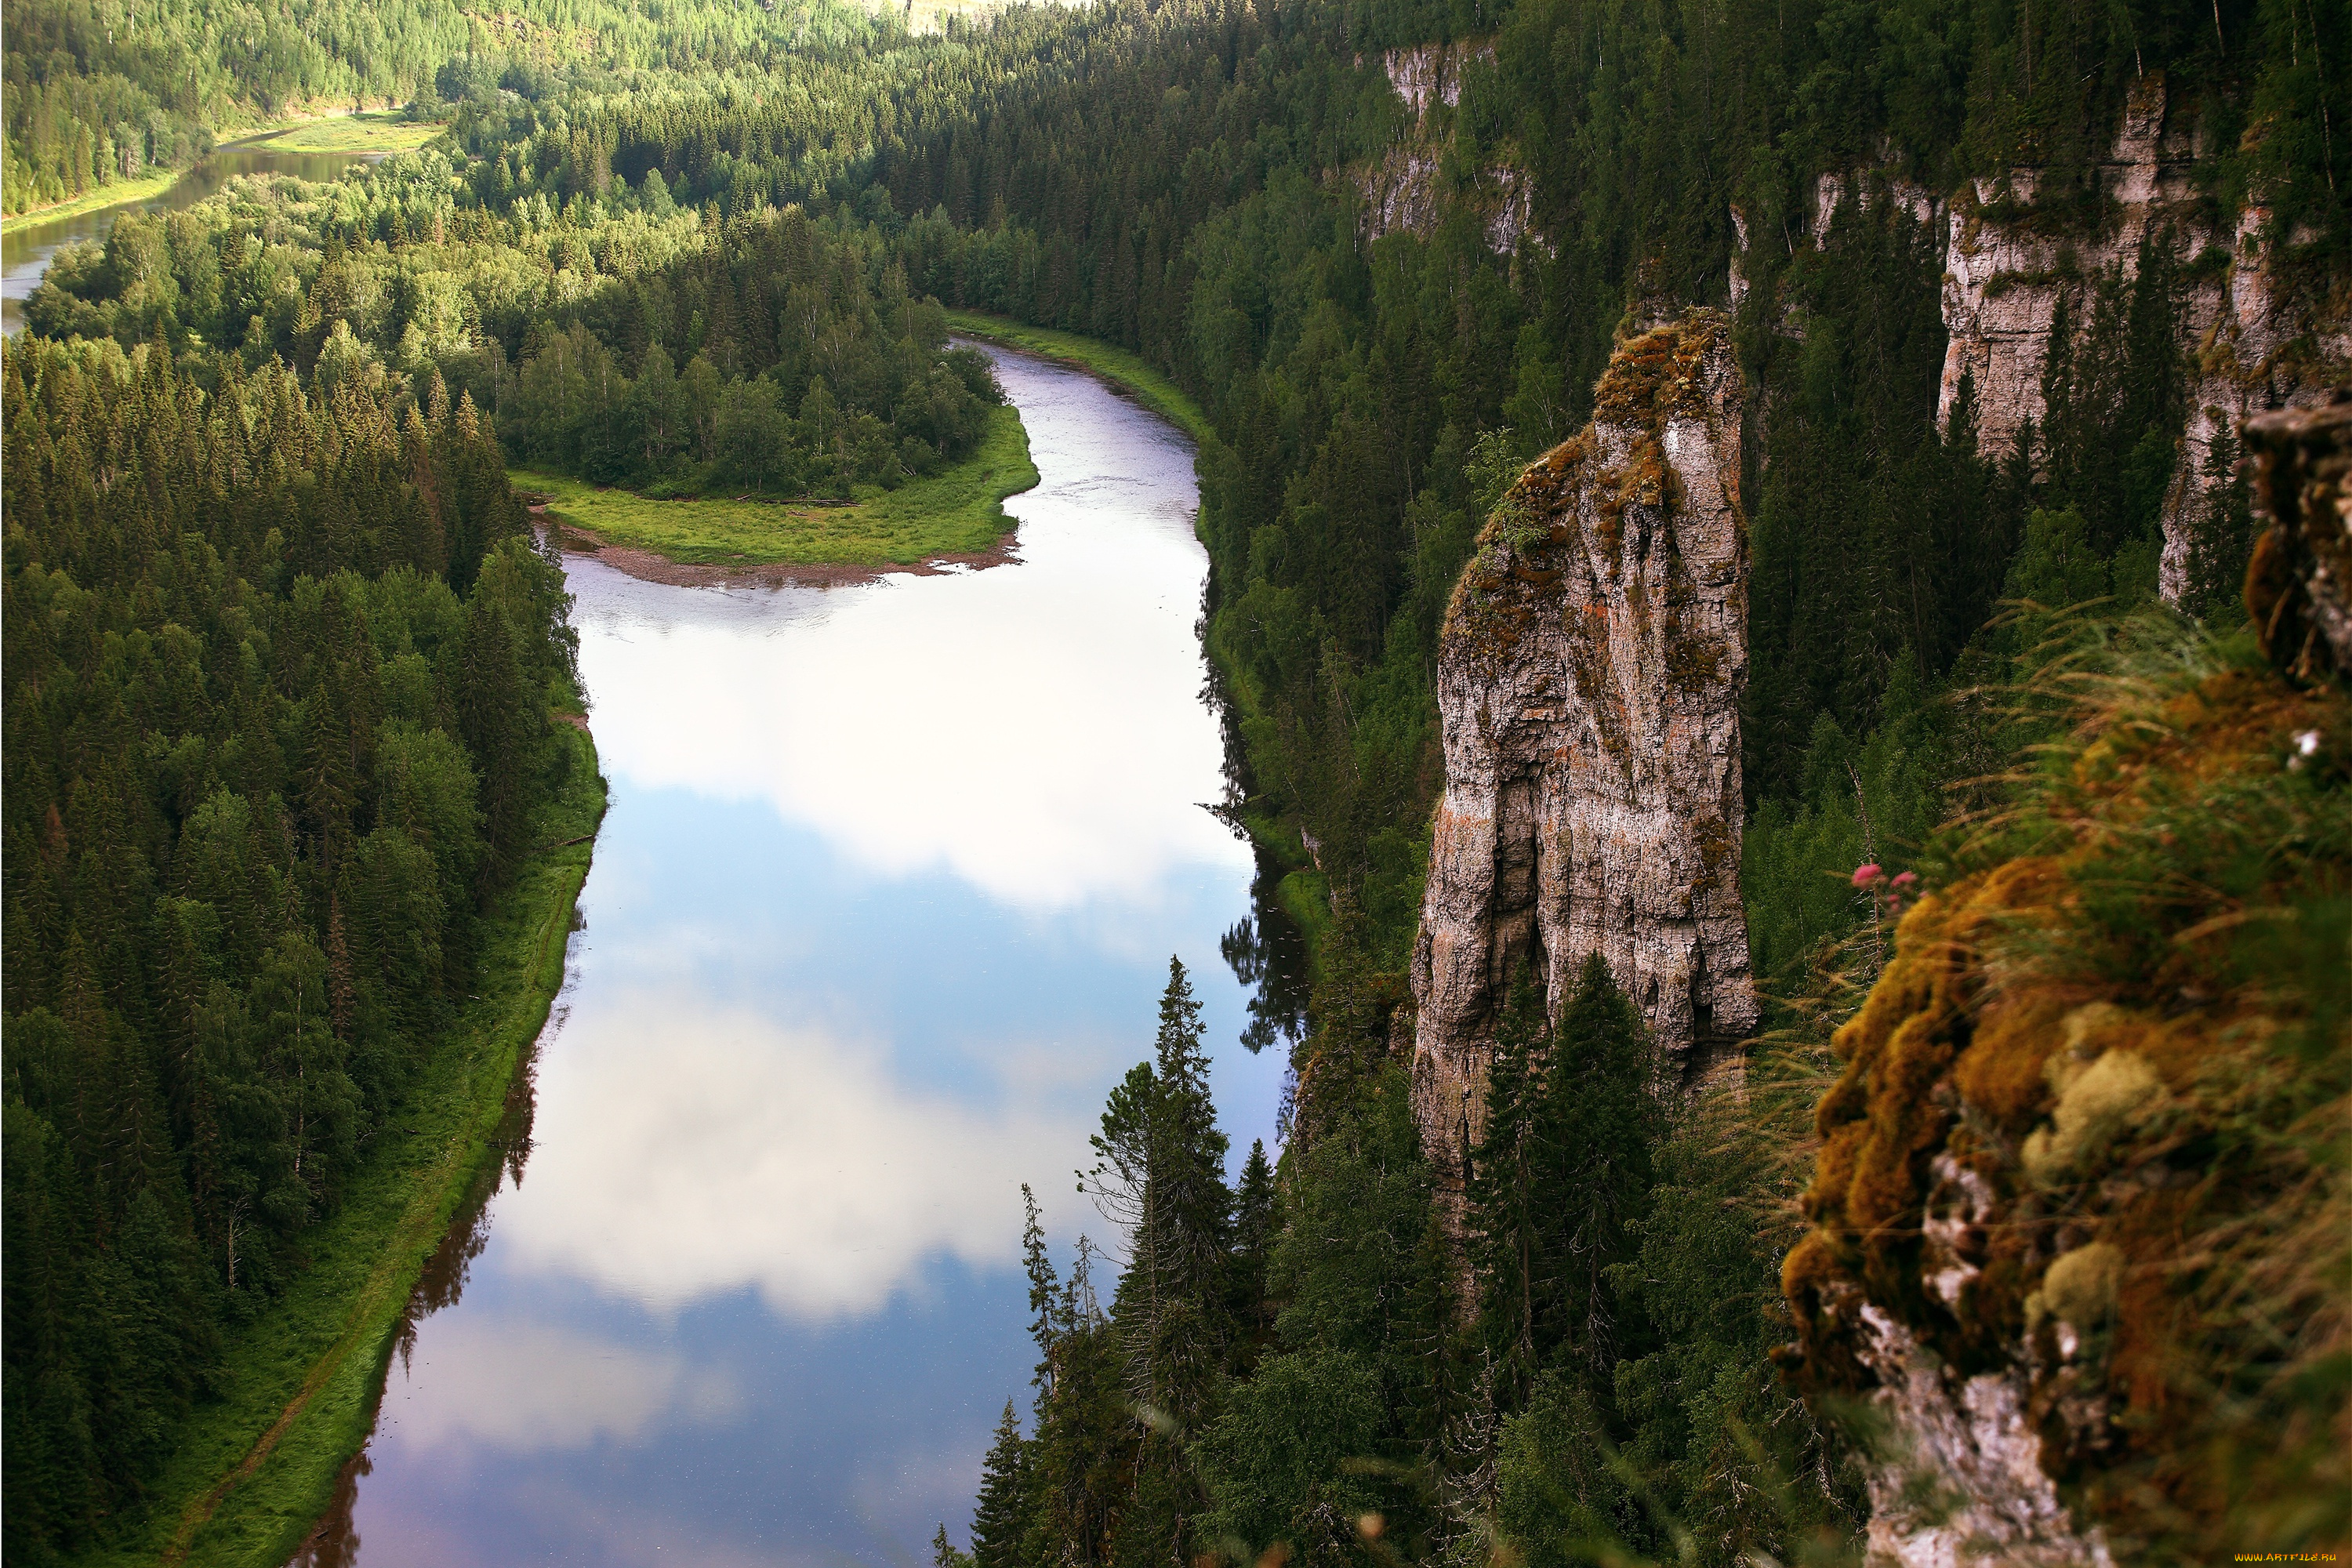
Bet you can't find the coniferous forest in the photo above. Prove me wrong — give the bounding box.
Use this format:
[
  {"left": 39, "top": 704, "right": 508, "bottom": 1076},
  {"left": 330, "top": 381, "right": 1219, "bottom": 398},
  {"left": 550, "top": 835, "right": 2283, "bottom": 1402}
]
[
  {"left": 2, "top": 337, "right": 584, "bottom": 1547},
  {"left": 3, "top": 0, "right": 2347, "bottom": 1559}
]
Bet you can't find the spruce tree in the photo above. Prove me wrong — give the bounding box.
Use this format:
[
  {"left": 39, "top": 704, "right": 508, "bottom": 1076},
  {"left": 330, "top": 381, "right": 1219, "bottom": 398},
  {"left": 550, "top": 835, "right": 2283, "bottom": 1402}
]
[
  {"left": 969, "top": 1399, "right": 1030, "bottom": 1568},
  {"left": 1468, "top": 963, "right": 1552, "bottom": 1410},
  {"left": 1229, "top": 1138, "right": 1277, "bottom": 1366},
  {"left": 1089, "top": 957, "right": 1233, "bottom": 1568},
  {"left": 1540, "top": 953, "right": 1661, "bottom": 1385},
  {"left": 2182, "top": 422, "right": 2256, "bottom": 626}
]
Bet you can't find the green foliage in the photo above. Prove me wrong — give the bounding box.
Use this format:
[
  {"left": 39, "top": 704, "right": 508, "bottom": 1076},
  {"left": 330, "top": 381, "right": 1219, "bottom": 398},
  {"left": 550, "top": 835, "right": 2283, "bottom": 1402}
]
[
  {"left": 0, "top": 331, "right": 583, "bottom": 1561},
  {"left": 510, "top": 399, "right": 1036, "bottom": 568},
  {"left": 0, "top": 0, "right": 889, "bottom": 216},
  {"left": 1192, "top": 1350, "right": 1388, "bottom": 1565},
  {"left": 10, "top": 0, "right": 2343, "bottom": 1559},
  {"left": 2179, "top": 422, "right": 2259, "bottom": 626}
]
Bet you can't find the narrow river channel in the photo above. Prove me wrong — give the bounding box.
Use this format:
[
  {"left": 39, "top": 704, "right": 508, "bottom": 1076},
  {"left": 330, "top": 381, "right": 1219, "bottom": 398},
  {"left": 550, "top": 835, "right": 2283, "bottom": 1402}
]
[{"left": 289, "top": 347, "right": 1305, "bottom": 1566}]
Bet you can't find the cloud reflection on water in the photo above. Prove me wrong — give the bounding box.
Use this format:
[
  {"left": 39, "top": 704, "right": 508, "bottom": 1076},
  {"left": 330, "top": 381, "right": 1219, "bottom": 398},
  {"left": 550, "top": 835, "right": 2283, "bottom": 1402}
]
[
  {"left": 569, "top": 382, "right": 1237, "bottom": 916},
  {"left": 495, "top": 996, "right": 1093, "bottom": 1317},
  {"left": 319, "top": 348, "right": 1287, "bottom": 1568},
  {"left": 377, "top": 1318, "right": 742, "bottom": 1457}
]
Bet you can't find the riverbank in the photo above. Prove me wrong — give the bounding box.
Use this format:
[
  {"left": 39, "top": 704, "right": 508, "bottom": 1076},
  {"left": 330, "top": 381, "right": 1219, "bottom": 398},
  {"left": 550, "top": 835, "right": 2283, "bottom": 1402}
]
[
  {"left": 940, "top": 312, "right": 1338, "bottom": 968},
  {"left": 67, "top": 726, "right": 607, "bottom": 1568},
  {"left": 516, "top": 401, "right": 1038, "bottom": 578},
  {"left": 942, "top": 311, "right": 1211, "bottom": 445},
  {"left": 1, "top": 172, "right": 180, "bottom": 234},
  {"left": 242, "top": 112, "right": 441, "bottom": 156},
  {"left": 2, "top": 111, "right": 436, "bottom": 234}
]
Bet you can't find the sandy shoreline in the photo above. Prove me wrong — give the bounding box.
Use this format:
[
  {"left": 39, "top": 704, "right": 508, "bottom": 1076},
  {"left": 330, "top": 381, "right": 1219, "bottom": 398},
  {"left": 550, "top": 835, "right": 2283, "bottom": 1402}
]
[{"left": 534, "top": 510, "right": 1022, "bottom": 589}]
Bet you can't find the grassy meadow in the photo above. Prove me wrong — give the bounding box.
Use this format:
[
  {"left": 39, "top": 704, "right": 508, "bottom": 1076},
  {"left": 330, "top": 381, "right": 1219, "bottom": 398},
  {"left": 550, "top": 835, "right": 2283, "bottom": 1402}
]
[
  {"left": 514, "top": 401, "right": 1037, "bottom": 567},
  {"left": 0, "top": 171, "right": 178, "bottom": 234},
  {"left": 252, "top": 113, "right": 445, "bottom": 154},
  {"left": 77, "top": 730, "right": 607, "bottom": 1568}
]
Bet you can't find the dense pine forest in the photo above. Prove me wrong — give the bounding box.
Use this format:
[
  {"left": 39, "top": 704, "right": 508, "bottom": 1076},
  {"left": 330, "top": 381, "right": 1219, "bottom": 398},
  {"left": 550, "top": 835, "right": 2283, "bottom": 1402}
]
[
  {"left": 3, "top": 0, "right": 2347, "bottom": 1559},
  {"left": 1, "top": 332, "right": 589, "bottom": 1555}
]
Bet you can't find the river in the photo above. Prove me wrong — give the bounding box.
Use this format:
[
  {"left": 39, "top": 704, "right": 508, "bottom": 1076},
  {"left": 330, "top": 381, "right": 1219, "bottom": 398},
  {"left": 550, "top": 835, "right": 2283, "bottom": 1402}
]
[
  {"left": 287, "top": 345, "right": 1309, "bottom": 1565},
  {"left": 2, "top": 143, "right": 390, "bottom": 334}
]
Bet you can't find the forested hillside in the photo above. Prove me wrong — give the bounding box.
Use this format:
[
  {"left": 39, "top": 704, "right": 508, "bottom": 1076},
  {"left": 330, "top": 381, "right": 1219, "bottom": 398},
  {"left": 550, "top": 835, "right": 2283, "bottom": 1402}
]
[
  {"left": 0, "top": 336, "right": 584, "bottom": 1559},
  {"left": 24, "top": 164, "right": 1007, "bottom": 499},
  {"left": 3, "top": 0, "right": 2347, "bottom": 1559},
  {"left": 0, "top": 0, "right": 885, "bottom": 216}
]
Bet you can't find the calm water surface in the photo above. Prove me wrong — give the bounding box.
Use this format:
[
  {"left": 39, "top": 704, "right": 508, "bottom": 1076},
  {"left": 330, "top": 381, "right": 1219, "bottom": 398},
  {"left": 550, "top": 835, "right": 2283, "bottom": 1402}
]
[
  {"left": 291, "top": 347, "right": 1303, "bottom": 1566},
  {"left": 2, "top": 143, "right": 387, "bottom": 332}
]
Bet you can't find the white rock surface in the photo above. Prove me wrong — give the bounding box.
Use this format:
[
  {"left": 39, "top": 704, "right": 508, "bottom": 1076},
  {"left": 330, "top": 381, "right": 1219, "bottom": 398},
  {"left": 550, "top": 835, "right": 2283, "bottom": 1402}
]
[{"left": 1408, "top": 311, "right": 1757, "bottom": 1212}]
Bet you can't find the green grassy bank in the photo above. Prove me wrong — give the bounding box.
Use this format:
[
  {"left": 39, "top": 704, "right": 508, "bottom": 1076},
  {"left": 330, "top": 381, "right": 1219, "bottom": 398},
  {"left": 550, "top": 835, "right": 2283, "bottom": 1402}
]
[
  {"left": 0, "top": 172, "right": 180, "bottom": 234},
  {"left": 2, "top": 114, "right": 439, "bottom": 234},
  {"left": 514, "top": 402, "right": 1038, "bottom": 568},
  {"left": 942, "top": 310, "right": 1213, "bottom": 445},
  {"left": 249, "top": 113, "right": 444, "bottom": 155},
  {"left": 70, "top": 727, "right": 607, "bottom": 1568}
]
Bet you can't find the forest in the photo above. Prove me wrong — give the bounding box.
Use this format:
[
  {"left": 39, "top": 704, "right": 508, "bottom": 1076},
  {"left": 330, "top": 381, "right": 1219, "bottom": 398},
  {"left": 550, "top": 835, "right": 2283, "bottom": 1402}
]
[
  {"left": 22, "top": 169, "right": 1007, "bottom": 499},
  {"left": 0, "top": 328, "right": 593, "bottom": 1555},
  {"left": 3, "top": 0, "right": 2347, "bottom": 1558}
]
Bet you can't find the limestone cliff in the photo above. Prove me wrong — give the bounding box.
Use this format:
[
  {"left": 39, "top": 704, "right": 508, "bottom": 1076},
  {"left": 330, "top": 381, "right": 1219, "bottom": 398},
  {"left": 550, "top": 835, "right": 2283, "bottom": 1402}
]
[
  {"left": 1932, "top": 77, "right": 2349, "bottom": 597},
  {"left": 1408, "top": 310, "right": 1755, "bottom": 1210},
  {"left": 1356, "top": 40, "right": 1536, "bottom": 256},
  {"left": 1780, "top": 405, "right": 2352, "bottom": 1566},
  {"left": 1726, "top": 74, "right": 2350, "bottom": 605}
]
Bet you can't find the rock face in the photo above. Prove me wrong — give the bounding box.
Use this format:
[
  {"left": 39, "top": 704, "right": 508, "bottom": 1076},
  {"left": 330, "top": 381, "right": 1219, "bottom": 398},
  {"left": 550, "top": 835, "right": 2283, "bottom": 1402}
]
[
  {"left": 1780, "top": 405, "right": 2352, "bottom": 1566},
  {"left": 1842, "top": 1305, "right": 2115, "bottom": 1568},
  {"left": 1357, "top": 40, "right": 1537, "bottom": 256},
  {"left": 1408, "top": 310, "right": 1756, "bottom": 1215},
  {"left": 1933, "top": 78, "right": 2197, "bottom": 455},
  {"left": 1724, "top": 74, "right": 2349, "bottom": 604},
  {"left": 2245, "top": 392, "right": 2352, "bottom": 684},
  {"left": 1928, "top": 76, "right": 2350, "bottom": 597}
]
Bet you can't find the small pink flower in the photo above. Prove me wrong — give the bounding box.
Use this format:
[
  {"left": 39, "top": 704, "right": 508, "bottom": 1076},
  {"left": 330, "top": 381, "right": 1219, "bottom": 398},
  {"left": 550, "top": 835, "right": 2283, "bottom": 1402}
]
[
  {"left": 1892, "top": 871, "right": 1918, "bottom": 889},
  {"left": 1852, "top": 863, "right": 1883, "bottom": 887}
]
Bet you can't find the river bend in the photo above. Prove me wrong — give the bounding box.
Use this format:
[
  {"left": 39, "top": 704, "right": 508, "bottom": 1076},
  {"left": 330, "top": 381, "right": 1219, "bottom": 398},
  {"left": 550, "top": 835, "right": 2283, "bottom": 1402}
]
[{"left": 292, "top": 346, "right": 1294, "bottom": 1566}]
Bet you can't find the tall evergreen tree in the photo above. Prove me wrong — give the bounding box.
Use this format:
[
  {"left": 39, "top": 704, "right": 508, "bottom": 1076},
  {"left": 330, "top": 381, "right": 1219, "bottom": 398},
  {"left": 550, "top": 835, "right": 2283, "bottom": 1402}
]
[{"left": 970, "top": 1400, "right": 1031, "bottom": 1568}]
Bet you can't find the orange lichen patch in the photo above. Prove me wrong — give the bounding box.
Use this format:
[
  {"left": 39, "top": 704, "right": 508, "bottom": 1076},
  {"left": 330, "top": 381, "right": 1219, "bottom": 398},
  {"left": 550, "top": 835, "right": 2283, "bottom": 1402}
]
[
  {"left": 1784, "top": 651, "right": 2352, "bottom": 1557},
  {"left": 1592, "top": 310, "right": 1726, "bottom": 427}
]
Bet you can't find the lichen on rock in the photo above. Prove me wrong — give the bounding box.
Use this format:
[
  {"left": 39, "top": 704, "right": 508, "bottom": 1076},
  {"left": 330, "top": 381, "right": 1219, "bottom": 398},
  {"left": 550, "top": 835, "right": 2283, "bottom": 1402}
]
[
  {"left": 1409, "top": 307, "right": 1756, "bottom": 1224},
  {"left": 1780, "top": 576, "right": 2352, "bottom": 1563}
]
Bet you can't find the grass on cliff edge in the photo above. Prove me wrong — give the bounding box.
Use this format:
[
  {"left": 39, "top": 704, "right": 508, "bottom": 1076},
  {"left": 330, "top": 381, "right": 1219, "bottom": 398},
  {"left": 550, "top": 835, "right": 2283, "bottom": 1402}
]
[
  {"left": 71, "top": 727, "right": 606, "bottom": 1568},
  {"left": 942, "top": 310, "right": 1211, "bottom": 445},
  {"left": 512, "top": 402, "right": 1036, "bottom": 567}
]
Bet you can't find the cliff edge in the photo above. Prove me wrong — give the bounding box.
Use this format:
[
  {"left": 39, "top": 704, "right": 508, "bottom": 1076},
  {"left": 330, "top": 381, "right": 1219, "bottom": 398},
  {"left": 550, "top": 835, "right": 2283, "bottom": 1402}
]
[{"left": 1780, "top": 397, "right": 2352, "bottom": 1565}]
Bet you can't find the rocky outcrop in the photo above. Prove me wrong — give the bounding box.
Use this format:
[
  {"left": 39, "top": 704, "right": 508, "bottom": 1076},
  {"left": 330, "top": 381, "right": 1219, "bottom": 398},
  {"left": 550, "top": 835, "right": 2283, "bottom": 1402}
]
[
  {"left": 1935, "top": 78, "right": 2196, "bottom": 454},
  {"left": 1356, "top": 40, "right": 1537, "bottom": 256},
  {"left": 1922, "top": 74, "right": 2350, "bottom": 597},
  {"left": 1408, "top": 310, "right": 1755, "bottom": 1212},
  {"left": 2245, "top": 390, "right": 2352, "bottom": 683},
  {"left": 1781, "top": 405, "right": 2352, "bottom": 1566},
  {"left": 1730, "top": 76, "right": 2350, "bottom": 606},
  {"left": 2159, "top": 209, "right": 2352, "bottom": 602}
]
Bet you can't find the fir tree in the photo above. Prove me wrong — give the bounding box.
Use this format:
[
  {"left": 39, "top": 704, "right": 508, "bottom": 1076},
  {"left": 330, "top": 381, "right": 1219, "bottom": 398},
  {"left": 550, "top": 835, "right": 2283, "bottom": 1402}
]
[
  {"left": 2182, "top": 421, "right": 2257, "bottom": 626},
  {"left": 970, "top": 1399, "right": 1031, "bottom": 1568},
  {"left": 1229, "top": 1138, "right": 1277, "bottom": 1366},
  {"left": 1468, "top": 963, "right": 1552, "bottom": 1410}
]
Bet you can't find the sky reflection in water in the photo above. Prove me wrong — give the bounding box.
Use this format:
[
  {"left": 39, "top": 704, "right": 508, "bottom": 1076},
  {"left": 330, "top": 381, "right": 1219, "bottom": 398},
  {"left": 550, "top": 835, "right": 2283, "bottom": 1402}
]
[{"left": 307, "top": 350, "right": 1290, "bottom": 1567}]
